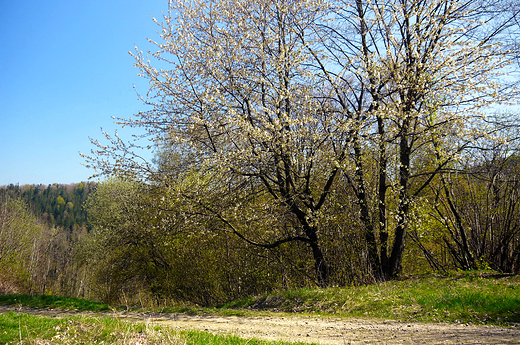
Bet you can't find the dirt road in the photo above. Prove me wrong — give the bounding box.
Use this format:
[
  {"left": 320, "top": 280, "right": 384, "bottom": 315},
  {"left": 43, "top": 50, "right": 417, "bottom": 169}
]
[
  {"left": 1, "top": 305, "right": 519, "bottom": 344},
  {"left": 149, "top": 313, "right": 520, "bottom": 344}
]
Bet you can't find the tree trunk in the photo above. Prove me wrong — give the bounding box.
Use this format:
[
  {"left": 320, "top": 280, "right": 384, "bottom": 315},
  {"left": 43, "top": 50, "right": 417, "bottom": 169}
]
[
  {"left": 309, "top": 238, "right": 329, "bottom": 288},
  {"left": 386, "top": 126, "right": 412, "bottom": 278},
  {"left": 351, "top": 138, "right": 384, "bottom": 281},
  {"left": 377, "top": 115, "right": 389, "bottom": 277}
]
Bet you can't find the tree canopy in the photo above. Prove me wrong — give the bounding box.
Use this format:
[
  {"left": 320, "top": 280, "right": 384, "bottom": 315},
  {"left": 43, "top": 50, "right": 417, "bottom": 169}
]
[{"left": 84, "top": 0, "right": 520, "bottom": 285}]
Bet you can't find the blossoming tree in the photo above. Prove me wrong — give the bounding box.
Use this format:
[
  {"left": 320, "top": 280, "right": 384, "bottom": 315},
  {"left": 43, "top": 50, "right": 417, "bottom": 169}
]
[{"left": 85, "top": 0, "right": 518, "bottom": 284}]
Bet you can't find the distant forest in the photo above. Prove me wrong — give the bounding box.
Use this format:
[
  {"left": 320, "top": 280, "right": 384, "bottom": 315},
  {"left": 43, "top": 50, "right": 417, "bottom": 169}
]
[{"left": 0, "top": 182, "right": 97, "bottom": 230}]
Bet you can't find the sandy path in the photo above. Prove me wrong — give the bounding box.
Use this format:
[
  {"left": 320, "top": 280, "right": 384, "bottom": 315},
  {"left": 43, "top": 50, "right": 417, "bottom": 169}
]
[
  {"left": 149, "top": 314, "right": 520, "bottom": 344},
  {"left": 2, "top": 305, "right": 520, "bottom": 344}
]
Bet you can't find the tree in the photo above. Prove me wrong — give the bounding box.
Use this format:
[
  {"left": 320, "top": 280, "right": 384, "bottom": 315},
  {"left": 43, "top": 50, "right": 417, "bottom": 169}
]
[
  {"left": 87, "top": 0, "right": 354, "bottom": 287},
  {"left": 84, "top": 0, "right": 519, "bottom": 285},
  {"left": 0, "top": 194, "right": 39, "bottom": 293},
  {"left": 0, "top": 192, "right": 84, "bottom": 296},
  {"left": 79, "top": 178, "right": 170, "bottom": 301},
  {"left": 411, "top": 122, "right": 520, "bottom": 273},
  {"left": 305, "top": 0, "right": 520, "bottom": 279}
]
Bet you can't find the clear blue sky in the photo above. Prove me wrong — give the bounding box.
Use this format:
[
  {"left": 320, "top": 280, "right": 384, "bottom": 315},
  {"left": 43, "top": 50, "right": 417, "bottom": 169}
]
[{"left": 0, "top": 0, "right": 167, "bottom": 186}]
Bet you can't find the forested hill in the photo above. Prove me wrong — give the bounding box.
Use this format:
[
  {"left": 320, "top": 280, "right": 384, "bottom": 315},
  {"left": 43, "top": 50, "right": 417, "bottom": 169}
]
[{"left": 0, "top": 182, "right": 97, "bottom": 230}]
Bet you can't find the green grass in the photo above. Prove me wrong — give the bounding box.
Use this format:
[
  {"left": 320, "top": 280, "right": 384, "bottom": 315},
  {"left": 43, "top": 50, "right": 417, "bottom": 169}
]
[
  {"left": 1, "top": 271, "right": 518, "bottom": 330},
  {"left": 0, "top": 294, "right": 110, "bottom": 312},
  {"left": 0, "top": 311, "right": 63, "bottom": 344},
  {"left": 0, "top": 312, "right": 312, "bottom": 345},
  {"left": 221, "top": 272, "right": 520, "bottom": 325}
]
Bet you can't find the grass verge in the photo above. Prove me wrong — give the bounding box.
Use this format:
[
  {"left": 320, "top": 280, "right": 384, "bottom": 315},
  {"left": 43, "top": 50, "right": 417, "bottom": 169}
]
[
  {"left": 0, "top": 294, "right": 110, "bottom": 312},
  {"left": 222, "top": 272, "right": 520, "bottom": 326},
  {"left": 0, "top": 312, "right": 313, "bottom": 345}
]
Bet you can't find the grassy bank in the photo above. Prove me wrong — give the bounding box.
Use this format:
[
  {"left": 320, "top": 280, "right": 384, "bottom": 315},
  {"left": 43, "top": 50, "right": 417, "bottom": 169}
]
[{"left": 222, "top": 272, "right": 520, "bottom": 325}]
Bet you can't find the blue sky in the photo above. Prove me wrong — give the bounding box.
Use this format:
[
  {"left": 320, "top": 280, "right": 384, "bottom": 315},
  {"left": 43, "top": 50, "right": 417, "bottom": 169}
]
[{"left": 0, "top": 0, "right": 167, "bottom": 186}]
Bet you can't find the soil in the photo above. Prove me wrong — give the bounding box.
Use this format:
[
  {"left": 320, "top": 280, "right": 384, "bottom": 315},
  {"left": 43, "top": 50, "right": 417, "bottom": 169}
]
[{"left": 1, "top": 305, "right": 520, "bottom": 344}]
